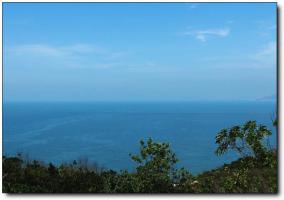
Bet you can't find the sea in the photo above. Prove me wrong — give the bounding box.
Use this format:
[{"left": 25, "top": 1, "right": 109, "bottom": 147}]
[{"left": 3, "top": 101, "right": 277, "bottom": 174}]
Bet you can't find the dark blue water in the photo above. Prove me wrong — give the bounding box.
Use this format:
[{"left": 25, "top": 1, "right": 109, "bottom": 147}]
[{"left": 3, "top": 101, "right": 277, "bottom": 174}]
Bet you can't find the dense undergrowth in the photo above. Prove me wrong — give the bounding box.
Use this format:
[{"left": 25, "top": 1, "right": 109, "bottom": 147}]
[{"left": 2, "top": 120, "right": 277, "bottom": 193}]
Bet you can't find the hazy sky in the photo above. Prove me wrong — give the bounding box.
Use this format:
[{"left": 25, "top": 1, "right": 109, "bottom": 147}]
[{"left": 3, "top": 3, "right": 277, "bottom": 102}]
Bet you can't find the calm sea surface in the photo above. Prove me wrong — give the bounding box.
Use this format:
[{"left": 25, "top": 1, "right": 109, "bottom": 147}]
[{"left": 3, "top": 101, "right": 277, "bottom": 174}]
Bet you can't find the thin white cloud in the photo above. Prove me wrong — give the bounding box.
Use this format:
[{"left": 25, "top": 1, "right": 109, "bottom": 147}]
[
  {"left": 188, "top": 3, "right": 199, "bottom": 10},
  {"left": 226, "top": 20, "right": 234, "bottom": 24},
  {"left": 268, "top": 25, "right": 276, "bottom": 30},
  {"left": 4, "top": 43, "right": 128, "bottom": 69},
  {"left": 105, "top": 52, "right": 128, "bottom": 60},
  {"left": 182, "top": 28, "right": 230, "bottom": 42},
  {"left": 6, "top": 44, "right": 104, "bottom": 57},
  {"left": 61, "top": 44, "right": 105, "bottom": 54},
  {"left": 254, "top": 20, "right": 276, "bottom": 37},
  {"left": 197, "top": 41, "right": 276, "bottom": 69},
  {"left": 5, "top": 43, "right": 161, "bottom": 71},
  {"left": 8, "top": 44, "right": 64, "bottom": 57},
  {"left": 252, "top": 41, "right": 276, "bottom": 66},
  {"left": 255, "top": 41, "right": 276, "bottom": 57}
]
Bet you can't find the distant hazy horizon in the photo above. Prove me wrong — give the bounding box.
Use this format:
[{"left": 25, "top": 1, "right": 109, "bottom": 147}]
[{"left": 3, "top": 98, "right": 277, "bottom": 104}]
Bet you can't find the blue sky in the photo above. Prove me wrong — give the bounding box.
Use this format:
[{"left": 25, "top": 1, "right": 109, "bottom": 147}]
[{"left": 3, "top": 3, "right": 277, "bottom": 102}]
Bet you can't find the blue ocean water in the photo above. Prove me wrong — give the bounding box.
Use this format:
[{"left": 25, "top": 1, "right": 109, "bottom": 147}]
[{"left": 3, "top": 101, "right": 277, "bottom": 174}]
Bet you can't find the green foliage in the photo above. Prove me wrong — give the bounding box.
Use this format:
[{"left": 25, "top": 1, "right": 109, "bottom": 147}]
[
  {"left": 2, "top": 156, "right": 104, "bottom": 193},
  {"left": 196, "top": 154, "right": 277, "bottom": 193},
  {"left": 215, "top": 120, "right": 272, "bottom": 160},
  {"left": 212, "top": 120, "right": 277, "bottom": 193},
  {"left": 273, "top": 118, "right": 277, "bottom": 127},
  {"left": 129, "top": 138, "right": 179, "bottom": 192}
]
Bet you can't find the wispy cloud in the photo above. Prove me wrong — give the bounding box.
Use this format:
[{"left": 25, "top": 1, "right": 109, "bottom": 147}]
[
  {"left": 5, "top": 43, "right": 160, "bottom": 71},
  {"left": 181, "top": 28, "right": 230, "bottom": 42},
  {"left": 188, "top": 3, "right": 199, "bottom": 10},
  {"left": 5, "top": 43, "right": 127, "bottom": 69},
  {"left": 226, "top": 20, "right": 234, "bottom": 24},
  {"left": 254, "top": 20, "right": 276, "bottom": 37},
  {"left": 197, "top": 41, "right": 276, "bottom": 69},
  {"left": 251, "top": 41, "right": 276, "bottom": 66},
  {"left": 268, "top": 25, "right": 276, "bottom": 30},
  {"left": 7, "top": 44, "right": 105, "bottom": 57},
  {"left": 255, "top": 41, "right": 276, "bottom": 57}
]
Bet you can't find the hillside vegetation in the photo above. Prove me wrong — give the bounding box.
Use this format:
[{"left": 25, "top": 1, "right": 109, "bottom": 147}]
[{"left": 2, "top": 120, "right": 277, "bottom": 193}]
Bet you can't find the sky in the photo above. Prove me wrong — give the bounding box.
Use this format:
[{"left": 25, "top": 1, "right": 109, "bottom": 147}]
[{"left": 3, "top": 3, "right": 277, "bottom": 102}]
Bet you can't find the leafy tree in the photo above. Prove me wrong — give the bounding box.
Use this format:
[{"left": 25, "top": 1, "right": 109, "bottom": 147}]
[
  {"left": 129, "top": 138, "right": 180, "bottom": 192},
  {"left": 273, "top": 118, "right": 277, "bottom": 127},
  {"left": 215, "top": 120, "right": 272, "bottom": 160}
]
